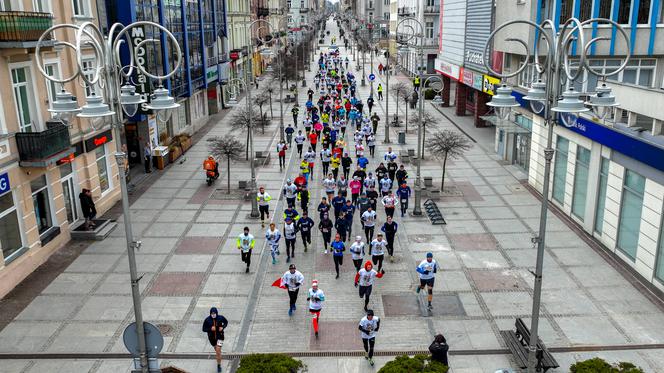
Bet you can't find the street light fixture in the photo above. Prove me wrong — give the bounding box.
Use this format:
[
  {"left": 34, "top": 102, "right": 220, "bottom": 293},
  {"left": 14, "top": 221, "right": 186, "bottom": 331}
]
[
  {"left": 586, "top": 83, "right": 619, "bottom": 121},
  {"left": 36, "top": 20, "right": 182, "bottom": 373},
  {"left": 48, "top": 89, "right": 81, "bottom": 124},
  {"left": 483, "top": 16, "right": 629, "bottom": 373},
  {"left": 145, "top": 85, "right": 180, "bottom": 123},
  {"left": 119, "top": 84, "right": 146, "bottom": 117},
  {"left": 486, "top": 84, "right": 520, "bottom": 120}
]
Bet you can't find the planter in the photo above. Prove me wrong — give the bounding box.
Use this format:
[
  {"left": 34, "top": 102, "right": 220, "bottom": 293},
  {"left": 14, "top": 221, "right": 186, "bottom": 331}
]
[
  {"left": 181, "top": 137, "right": 192, "bottom": 152},
  {"left": 169, "top": 146, "right": 182, "bottom": 163}
]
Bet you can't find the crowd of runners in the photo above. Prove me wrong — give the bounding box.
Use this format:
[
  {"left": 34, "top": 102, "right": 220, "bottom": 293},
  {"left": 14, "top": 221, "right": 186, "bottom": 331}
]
[{"left": 204, "top": 16, "right": 445, "bottom": 372}]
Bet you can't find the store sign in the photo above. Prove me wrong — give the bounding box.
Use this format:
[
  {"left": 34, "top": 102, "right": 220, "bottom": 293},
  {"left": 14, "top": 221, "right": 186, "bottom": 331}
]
[
  {"left": 463, "top": 0, "right": 494, "bottom": 73},
  {"left": 482, "top": 75, "right": 500, "bottom": 95},
  {"left": 461, "top": 68, "right": 474, "bottom": 86},
  {"left": 85, "top": 129, "right": 113, "bottom": 153},
  {"left": 130, "top": 26, "right": 152, "bottom": 115},
  {"left": 465, "top": 50, "right": 484, "bottom": 65},
  {"left": 472, "top": 74, "right": 483, "bottom": 90},
  {"left": 0, "top": 172, "right": 9, "bottom": 196},
  {"left": 207, "top": 65, "right": 218, "bottom": 84},
  {"left": 435, "top": 59, "right": 460, "bottom": 80}
]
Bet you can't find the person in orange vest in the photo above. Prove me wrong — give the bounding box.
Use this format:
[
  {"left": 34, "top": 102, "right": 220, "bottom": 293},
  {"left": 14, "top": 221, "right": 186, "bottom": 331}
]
[{"left": 203, "top": 155, "right": 219, "bottom": 179}]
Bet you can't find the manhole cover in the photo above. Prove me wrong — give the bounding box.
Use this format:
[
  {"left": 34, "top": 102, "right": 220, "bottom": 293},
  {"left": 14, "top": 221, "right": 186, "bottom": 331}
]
[
  {"left": 211, "top": 189, "right": 247, "bottom": 200},
  {"left": 156, "top": 323, "right": 174, "bottom": 337},
  {"left": 507, "top": 184, "right": 527, "bottom": 193}
]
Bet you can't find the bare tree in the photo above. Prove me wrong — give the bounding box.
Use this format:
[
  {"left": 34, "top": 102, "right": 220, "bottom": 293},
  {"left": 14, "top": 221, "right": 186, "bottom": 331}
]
[
  {"left": 230, "top": 106, "right": 262, "bottom": 160},
  {"left": 425, "top": 130, "right": 472, "bottom": 192},
  {"left": 207, "top": 136, "right": 245, "bottom": 193},
  {"left": 412, "top": 111, "right": 440, "bottom": 159},
  {"left": 265, "top": 77, "right": 276, "bottom": 118},
  {"left": 391, "top": 82, "right": 409, "bottom": 126},
  {"left": 255, "top": 92, "right": 270, "bottom": 134}
]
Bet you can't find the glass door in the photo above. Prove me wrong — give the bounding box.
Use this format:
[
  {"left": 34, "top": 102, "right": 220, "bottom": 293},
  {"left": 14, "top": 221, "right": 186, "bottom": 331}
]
[
  {"left": 59, "top": 163, "right": 78, "bottom": 224},
  {"left": 514, "top": 132, "right": 531, "bottom": 171}
]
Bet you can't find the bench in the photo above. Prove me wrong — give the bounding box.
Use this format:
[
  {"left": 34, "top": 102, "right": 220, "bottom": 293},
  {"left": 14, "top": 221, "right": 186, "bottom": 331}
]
[
  {"left": 500, "top": 318, "right": 559, "bottom": 373},
  {"left": 423, "top": 199, "right": 446, "bottom": 225}
]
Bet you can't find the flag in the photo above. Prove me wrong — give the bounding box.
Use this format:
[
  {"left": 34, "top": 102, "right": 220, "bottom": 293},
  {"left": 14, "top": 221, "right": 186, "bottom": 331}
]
[{"left": 271, "top": 277, "right": 286, "bottom": 289}]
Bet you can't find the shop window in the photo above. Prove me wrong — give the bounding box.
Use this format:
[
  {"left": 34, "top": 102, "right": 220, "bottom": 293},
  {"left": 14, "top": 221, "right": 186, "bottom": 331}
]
[
  {"left": 617, "top": 169, "right": 645, "bottom": 260},
  {"left": 31, "top": 175, "right": 53, "bottom": 235},
  {"left": 572, "top": 146, "right": 591, "bottom": 221},
  {"left": 0, "top": 191, "right": 23, "bottom": 261},
  {"left": 595, "top": 157, "right": 610, "bottom": 234},
  {"left": 655, "top": 216, "right": 664, "bottom": 282},
  {"left": 552, "top": 136, "right": 569, "bottom": 204},
  {"left": 95, "top": 145, "right": 110, "bottom": 194}
]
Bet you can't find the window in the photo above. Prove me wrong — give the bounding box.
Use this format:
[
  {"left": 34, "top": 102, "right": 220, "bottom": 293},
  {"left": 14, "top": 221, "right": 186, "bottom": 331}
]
[
  {"left": 637, "top": 0, "right": 652, "bottom": 24},
  {"left": 44, "top": 63, "right": 60, "bottom": 108},
  {"left": 617, "top": 0, "right": 631, "bottom": 24},
  {"left": 31, "top": 175, "right": 53, "bottom": 235},
  {"left": 384, "top": 12, "right": 390, "bottom": 21},
  {"left": 32, "top": 0, "right": 50, "bottom": 12},
  {"left": 0, "top": 191, "right": 23, "bottom": 261},
  {"left": 599, "top": 0, "right": 613, "bottom": 19},
  {"left": 95, "top": 145, "right": 110, "bottom": 194},
  {"left": 660, "top": 1, "right": 664, "bottom": 23},
  {"left": 617, "top": 170, "right": 645, "bottom": 260},
  {"left": 11, "top": 67, "right": 37, "bottom": 133},
  {"left": 560, "top": 0, "right": 574, "bottom": 23},
  {"left": 72, "top": 0, "right": 90, "bottom": 16},
  {"left": 425, "top": 22, "right": 434, "bottom": 39},
  {"left": 656, "top": 217, "right": 664, "bottom": 282},
  {"left": 579, "top": 0, "right": 593, "bottom": 21},
  {"left": 595, "top": 157, "right": 609, "bottom": 233},
  {"left": 572, "top": 146, "right": 591, "bottom": 220},
  {"left": 427, "top": 0, "right": 434, "bottom": 5},
  {"left": 81, "top": 59, "right": 98, "bottom": 97},
  {"left": 552, "top": 136, "right": 569, "bottom": 204},
  {"left": 579, "top": 59, "right": 655, "bottom": 90}
]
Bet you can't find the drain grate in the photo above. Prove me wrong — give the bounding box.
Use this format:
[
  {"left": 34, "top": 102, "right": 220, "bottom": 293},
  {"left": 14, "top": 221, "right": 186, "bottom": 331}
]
[{"left": 157, "top": 323, "right": 174, "bottom": 337}]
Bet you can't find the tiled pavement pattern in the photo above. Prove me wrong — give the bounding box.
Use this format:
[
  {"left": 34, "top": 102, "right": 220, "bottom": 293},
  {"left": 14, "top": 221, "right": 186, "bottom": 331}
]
[{"left": 2, "top": 18, "right": 664, "bottom": 373}]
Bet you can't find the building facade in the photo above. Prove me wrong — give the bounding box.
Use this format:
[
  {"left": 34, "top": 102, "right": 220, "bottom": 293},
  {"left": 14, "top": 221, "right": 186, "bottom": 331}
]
[
  {"left": 494, "top": 0, "right": 664, "bottom": 292},
  {"left": 0, "top": 0, "right": 122, "bottom": 297},
  {"left": 395, "top": 0, "right": 440, "bottom": 76}
]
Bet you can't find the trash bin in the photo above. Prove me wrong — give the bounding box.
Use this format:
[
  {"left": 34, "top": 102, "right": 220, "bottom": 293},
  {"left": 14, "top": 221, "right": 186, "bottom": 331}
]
[
  {"left": 398, "top": 131, "right": 406, "bottom": 145},
  {"left": 424, "top": 176, "right": 433, "bottom": 187}
]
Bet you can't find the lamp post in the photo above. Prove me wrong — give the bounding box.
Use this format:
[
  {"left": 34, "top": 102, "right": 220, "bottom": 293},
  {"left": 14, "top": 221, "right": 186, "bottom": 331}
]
[
  {"left": 37, "top": 21, "right": 182, "bottom": 373},
  {"left": 395, "top": 17, "right": 425, "bottom": 215},
  {"left": 483, "top": 17, "right": 629, "bottom": 373}
]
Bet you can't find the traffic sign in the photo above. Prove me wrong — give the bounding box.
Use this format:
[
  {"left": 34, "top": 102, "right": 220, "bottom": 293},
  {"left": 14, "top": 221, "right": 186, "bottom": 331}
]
[
  {"left": 368, "top": 73, "right": 375, "bottom": 81},
  {"left": 123, "top": 322, "right": 164, "bottom": 358}
]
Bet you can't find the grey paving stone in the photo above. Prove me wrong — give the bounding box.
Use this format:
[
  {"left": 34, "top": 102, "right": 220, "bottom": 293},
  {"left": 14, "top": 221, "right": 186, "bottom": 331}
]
[
  {"left": 484, "top": 219, "right": 529, "bottom": 234},
  {"left": 73, "top": 295, "right": 133, "bottom": 321},
  {"left": 16, "top": 295, "right": 85, "bottom": 321},
  {"left": 186, "top": 223, "right": 229, "bottom": 237},
  {"left": 457, "top": 250, "right": 509, "bottom": 269},
  {"left": 114, "top": 254, "right": 168, "bottom": 273},
  {"left": 141, "top": 296, "right": 193, "bottom": 321},
  {"left": 45, "top": 322, "right": 120, "bottom": 353},
  {"left": 25, "top": 359, "right": 98, "bottom": 372},
  {"left": 94, "top": 273, "right": 153, "bottom": 295},
  {"left": 556, "top": 316, "right": 628, "bottom": 345},
  {"left": 432, "top": 319, "right": 501, "bottom": 350},
  {"left": 0, "top": 321, "right": 60, "bottom": 352},
  {"left": 130, "top": 198, "right": 171, "bottom": 210},
  {"left": 156, "top": 209, "right": 197, "bottom": 222},
  {"left": 41, "top": 273, "right": 104, "bottom": 294},
  {"left": 481, "top": 291, "right": 533, "bottom": 317},
  {"left": 65, "top": 254, "right": 121, "bottom": 273},
  {"left": 143, "top": 222, "right": 189, "bottom": 237}
]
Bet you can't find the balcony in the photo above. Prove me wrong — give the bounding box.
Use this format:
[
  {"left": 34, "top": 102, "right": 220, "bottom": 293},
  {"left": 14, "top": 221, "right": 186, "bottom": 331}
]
[
  {"left": 300, "top": 7, "right": 309, "bottom": 13},
  {"left": 424, "top": 5, "right": 440, "bottom": 14},
  {"left": 256, "top": 7, "right": 269, "bottom": 17},
  {"left": 0, "top": 11, "right": 53, "bottom": 48},
  {"left": 398, "top": 7, "right": 416, "bottom": 16},
  {"left": 15, "top": 123, "right": 74, "bottom": 167}
]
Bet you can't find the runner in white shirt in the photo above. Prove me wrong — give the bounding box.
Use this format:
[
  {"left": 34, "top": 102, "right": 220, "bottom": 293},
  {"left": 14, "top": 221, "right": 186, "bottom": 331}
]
[
  {"left": 358, "top": 309, "right": 381, "bottom": 366},
  {"left": 381, "top": 191, "right": 398, "bottom": 218},
  {"left": 307, "top": 280, "right": 325, "bottom": 337},
  {"left": 266, "top": 223, "right": 281, "bottom": 264},
  {"left": 354, "top": 261, "right": 384, "bottom": 312},
  {"left": 361, "top": 207, "right": 377, "bottom": 242},
  {"left": 384, "top": 146, "right": 397, "bottom": 162},
  {"left": 416, "top": 252, "right": 439, "bottom": 310},
  {"left": 322, "top": 174, "right": 336, "bottom": 200},
  {"left": 283, "top": 180, "right": 298, "bottom": 208},
  {"left": 256, "top": 186, "right": 272, "bottom": 227},
  {"left": 355, "top": 142, "right": 365, "bottom": 157},
  {"left": 379, "top": 175, "right": 392, "bottom": 196},
  {"left": 294, "top": 131, "right": 306, "bottom": 158},
  {"left": 282, "top": 264, "right": 305, "bottom": 316},
  {"left": 349, "top": 236, "right": 366, "bottom": 271},
  {"left": 370, "top": 234, "right": 387, "bottom": 272}
]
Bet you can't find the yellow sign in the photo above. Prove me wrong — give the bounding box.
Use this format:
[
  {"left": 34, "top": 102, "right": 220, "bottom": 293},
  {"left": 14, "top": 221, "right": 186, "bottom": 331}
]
[{"left": 482, "top": 75, "right": 501, "bottom": 95}]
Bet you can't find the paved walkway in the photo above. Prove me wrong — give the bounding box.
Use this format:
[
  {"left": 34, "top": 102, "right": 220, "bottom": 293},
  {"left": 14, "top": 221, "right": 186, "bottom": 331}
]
[{"left": 1, "top": 18, "right": 664, "bottom": 373}]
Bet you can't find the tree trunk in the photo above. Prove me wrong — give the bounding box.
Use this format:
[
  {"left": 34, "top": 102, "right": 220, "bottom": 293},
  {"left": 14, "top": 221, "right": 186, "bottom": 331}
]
[
  {"left": 269, "top": 95, "right": 274, "bottom": 118},
  {"left": 405, "top": 101, "right": 408, "bottom": 132},
  {"left": 441, "top": 152, "right": 448, "bottom": 192},
  {"left": 259, "top": 106, "right": 265, "bottom": 134},
  {"left": 227, "top": 158, "right": 231, "bottom": 194},
  {"left": 421, "top": 124, "right": 427, "bottom": 159},
  {"left": 245, "top": 131, "right": 250, "bottom": 160}
]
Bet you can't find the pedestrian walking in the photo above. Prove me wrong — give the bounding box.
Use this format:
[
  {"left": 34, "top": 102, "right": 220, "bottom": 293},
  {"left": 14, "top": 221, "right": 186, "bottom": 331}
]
[
  {"left": 282, "top": 264, "right": 304, "bottom": 316},
  {"left": 266, "top": 223, "right": 281, "bottom": 264},
  {"left": 296, "top": 211, "right": 314, "bottom": 252},
  {"left": 367, "top": 133, "right": 376, "bottom": 157},
  {"left": 384, "top": 147, "right": 397, "bottom": 163},
  {"left": 349, "top": 176, "right": 362, "bottom": 204},
  {"left": 350, "top": 236, "right": 366, "bottom": 272},
  {"left": 143, "top": 141, "right": 152, "bottom": 173},
  {"left": 370, "top": 113, "right": 380, "bottom": 134},
  {"left": 317, "top": 197, "right": 330, "bottom": 220},
  {"left": 236, "top": 227, "right": 255, "bottom": 273},
  {"left": 79, "top": 188, "right": 97, "bottom": 230},
  {"left": 307, "top": 280, "right": 325, "bottom": 338},
  {"left": 283, "top": 179, "right": 298, "bottom": 208},
  {"left": 257, "top": 186, "right": 272, "bottom": 227},
  {"left": 370, "top": 234, "right": 387, "bottom": 272},
  {"left": 355, "top": 261, "right": 385, "bottom": 311},
  {"left": 331, "top": 233, "right": 346, "bottom": 278},
  {"left": 285, "top": 124, "right": 295, "bottom": 145},
  {"left": 361, "top": 206, "right": 376, "bottom": 243},
  {"left": 416, "top": 252, "right": 439, "bottom": 310},
  {"left": 295, "top": 131, "right": 306, "bottom": 158},
  {"left": 331, "top": 155, "right": 341, "bottom": 179},
  {"left": 337, "top": 174, "right": 348, "bottom": 197},
  {"left": 319, "top": 213, "right": 333, "bottom": 253},
  {"left": 331, "top": 193, "right": 346, "bottom": 220},
  {"left": 359, "top": 309, "right": 380, "bottom": 366},
  {"left": 202, "top": 307, "right": 228, "bottom": 373},
  {"left": 367, "top": 96, "right": 374, "bottom": 113},
  {"left": 283, "top": 206, "right": 300, "bottom": 222},
  {"left": 381, "top": 216, "right": 398, "bottom": 262},
  {"left": 304, "top": 147, "right": 316, "bottom": 175},
  {"left": 429, "top": 334, "right": 450, "bottom": 367},
  {"left": 292, "top": 105, "right": 299, "bottom": 124},
  {"left": 308, "top": 131, "right": 318, "bottom": 152},
  {"left": 381, "top": 191, "right": 398, "bottom": 218},
  {"left": 284, "top": 217, "right": 298, "bottom": 263}
]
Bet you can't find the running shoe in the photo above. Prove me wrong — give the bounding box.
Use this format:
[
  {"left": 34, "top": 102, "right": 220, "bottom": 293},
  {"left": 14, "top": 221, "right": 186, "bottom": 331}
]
[{"left": 416, "top": 286, "right": 421, "bottom": 294}]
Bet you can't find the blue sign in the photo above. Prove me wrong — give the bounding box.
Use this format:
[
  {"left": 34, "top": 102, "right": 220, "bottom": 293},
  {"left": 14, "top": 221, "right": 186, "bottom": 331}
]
[
  {"left": 0, "top": 172, "right": 9, "bottom": 196},
  {"left": 368, "top": 73, "right": 375, "bottom": 81}
]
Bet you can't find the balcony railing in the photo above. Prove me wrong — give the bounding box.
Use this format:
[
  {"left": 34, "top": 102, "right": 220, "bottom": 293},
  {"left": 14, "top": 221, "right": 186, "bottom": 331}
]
[
  {"left": 0, "top": 11, "right": 53, "bottom": 48},
  {"left": 256, "top": 7, "right": 269, "bottom": 17},
  {"left": 397, "top": 7, "right": 416, "bottom": 16},
  {"left": 15, "top": 123, "right": 73, "bottom": 167},
  {"left": 424, "top": 5, "right": 440, "bottom": 14}
]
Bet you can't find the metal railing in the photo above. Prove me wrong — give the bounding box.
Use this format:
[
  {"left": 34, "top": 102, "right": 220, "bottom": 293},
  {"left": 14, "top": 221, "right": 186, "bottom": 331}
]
[
  {"left": 0, "top": 11, "right": 53, "bottom": 44},
  {"left": 15, "top": 123, "right": 71, "bottom": 163},
  {"left": 424, "top": 5, "right": 440, "bottom": 14},
  {"left": 397, "top": 7, "right": 416, "bottom": 16}
]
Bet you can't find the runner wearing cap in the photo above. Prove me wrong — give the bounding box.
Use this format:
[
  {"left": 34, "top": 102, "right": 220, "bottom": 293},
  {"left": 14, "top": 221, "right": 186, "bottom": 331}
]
[
  {"left": 354, "top": 261, "right": 385, "bottom": 311},
  {"left": 284, "top": 217, "right": 298, "bottom": 263},
  {"left": 358, "top": 309, "right": 380, "bottom": 366},
  {"left": 307, "top": 280, "right": 325, "bottom": 337},
  {"left": 416, "top": 252, "right": 439, "bottom": 310},
  {"left": 282, "top": 264, "right": 304, "bottom": 316}
]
